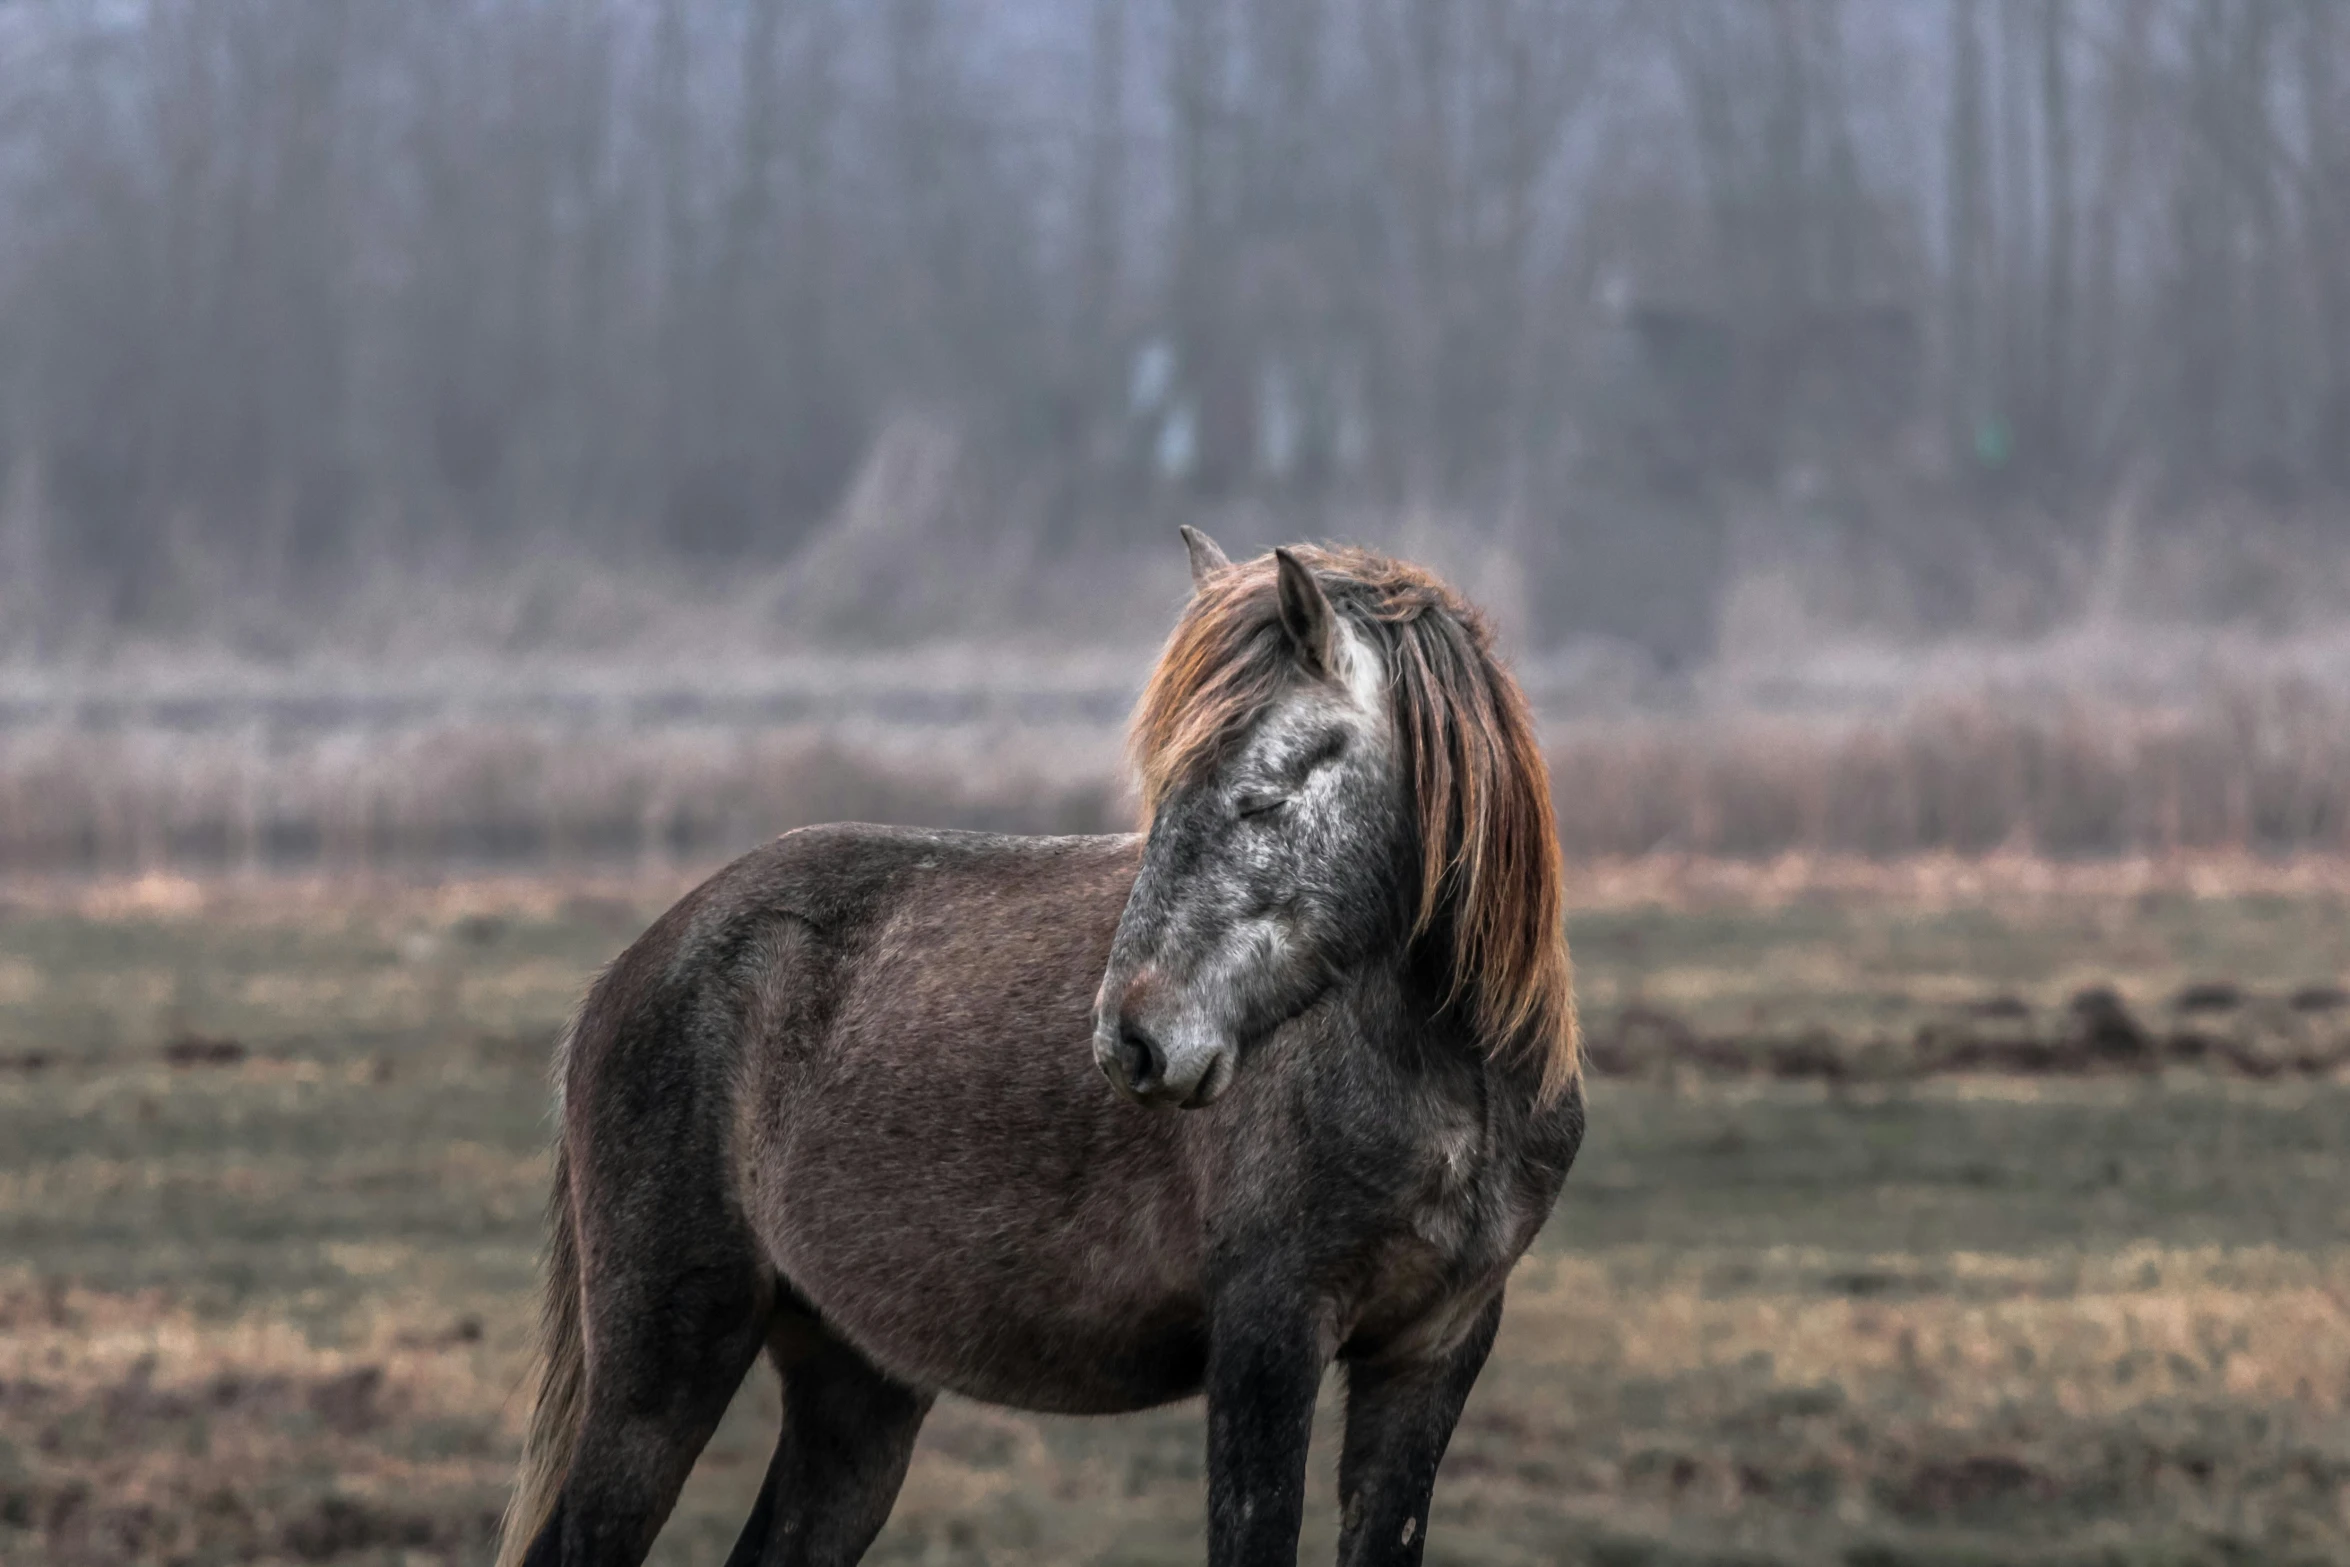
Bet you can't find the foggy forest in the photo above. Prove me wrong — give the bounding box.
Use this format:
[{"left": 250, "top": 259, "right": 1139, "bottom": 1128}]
[{"left": 1, "top": 0, "right": 2348, "bottom": 868}]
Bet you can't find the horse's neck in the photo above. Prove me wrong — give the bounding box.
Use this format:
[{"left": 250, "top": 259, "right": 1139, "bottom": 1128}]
[
  {"left": 1385, "top": 925, "right": 1566, "bottom": 1117},
  {"left": 1334, "top": 954, "right": 1491, "bottom": 1079}
]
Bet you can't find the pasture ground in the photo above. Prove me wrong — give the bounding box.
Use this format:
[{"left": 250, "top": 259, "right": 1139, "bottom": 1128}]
[{"left": 0, "top": 864, "right": 2345, "bottom": 1566}]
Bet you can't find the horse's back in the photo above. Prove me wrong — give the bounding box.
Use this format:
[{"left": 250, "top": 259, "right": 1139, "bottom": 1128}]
[
  {"left": 560, "top": 822, "right": 1141, "bottom": 1207},
  {"left": 643, "top": 820, "right": 1140, "bottom": 942}
]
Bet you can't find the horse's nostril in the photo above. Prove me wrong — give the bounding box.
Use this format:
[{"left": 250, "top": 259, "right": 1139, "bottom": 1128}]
[{"left": 1118, "top": 1020, "right": 1164, "bottom": 1093}]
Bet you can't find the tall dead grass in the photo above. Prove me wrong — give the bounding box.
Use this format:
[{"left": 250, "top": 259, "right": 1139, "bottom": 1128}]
[
  {"left": 0, "top": 726, "right": 1118, "bottom": 875},
  {"left": 1, "top": 679, "right": 2345, "bottom": 873},
  {"left": 1548, "top": 684, "right": 2350, "bottom": 858}
]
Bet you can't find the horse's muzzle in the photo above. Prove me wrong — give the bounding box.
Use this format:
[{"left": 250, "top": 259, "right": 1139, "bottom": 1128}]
[{"left": 1093, "top": 1008, "right": 1232, "bottom": 1109}]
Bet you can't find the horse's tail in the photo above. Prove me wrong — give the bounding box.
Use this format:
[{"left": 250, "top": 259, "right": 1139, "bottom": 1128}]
[{"left": 496, "top": 1135, "right": 584, "bottom": 1567}]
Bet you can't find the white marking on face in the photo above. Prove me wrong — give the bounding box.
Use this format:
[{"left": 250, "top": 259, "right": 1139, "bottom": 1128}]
[
  {"left": 1332, "top": 619, "right": 1389, "bottom": 729},
  {"left": 1234, "top": 619, "right": 1390, "bottom": 815}
]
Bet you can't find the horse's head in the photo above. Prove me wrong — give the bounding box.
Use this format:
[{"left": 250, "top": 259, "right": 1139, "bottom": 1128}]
[
  {"left": 1093, "top": 533, "right": 1411, "bottom": 1107},
  {"left": 1094, "top": 530, "right": 1579, "bottom": 1110}
]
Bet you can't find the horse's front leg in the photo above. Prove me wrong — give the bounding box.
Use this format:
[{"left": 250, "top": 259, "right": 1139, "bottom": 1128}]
[
  {"left": 1333, "top": 1292, "right": 1504, "bottom": 1567},
  {"left": 1204, "top": 1273, "right": 1331, "bottom": 1567}
]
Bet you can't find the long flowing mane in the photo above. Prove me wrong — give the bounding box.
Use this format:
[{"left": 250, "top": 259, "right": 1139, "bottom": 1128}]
[{"left": 1130, "top": 544, "right": 1579, "bottom": 1100}]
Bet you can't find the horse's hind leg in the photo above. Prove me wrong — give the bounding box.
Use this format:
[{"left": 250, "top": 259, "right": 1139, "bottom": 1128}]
[
  {"left": 535, "top": 1245, "right": 772, "bottom": 1566},
  {"left": 719, "top": 1327, "right": 933, "bottom": 1567}
]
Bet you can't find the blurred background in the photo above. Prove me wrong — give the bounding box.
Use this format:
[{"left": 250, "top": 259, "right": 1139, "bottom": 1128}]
[
  {"left": 3, "top": 0, "right": 2349, "bottom": 871},
  {"left": 3, "top": 5, "right": 2349, "bottom": 1566}
]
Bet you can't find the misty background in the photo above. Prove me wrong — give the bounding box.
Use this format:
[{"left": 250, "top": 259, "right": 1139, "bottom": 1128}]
[{"left": 1, "top": 0, "right": 2347, "bottom": 872}]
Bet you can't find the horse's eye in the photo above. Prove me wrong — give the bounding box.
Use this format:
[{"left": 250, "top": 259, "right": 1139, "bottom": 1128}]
[{"left": 1234, "top": 793, "right": 1292, "bottom": 821}]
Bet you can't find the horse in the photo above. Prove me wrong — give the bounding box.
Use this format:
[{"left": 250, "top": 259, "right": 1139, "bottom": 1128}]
[{"left": 497, "top": 531, "right": 1584, "bottom": 1567}]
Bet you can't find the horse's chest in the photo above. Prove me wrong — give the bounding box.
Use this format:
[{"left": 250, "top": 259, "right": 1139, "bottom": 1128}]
[
  {"left": 1339, "top": 1105, "right": 1525, "bottom": 1360},
  {"left": 1405, "top": 1107, "right": 1488, "bottom": 1252}
]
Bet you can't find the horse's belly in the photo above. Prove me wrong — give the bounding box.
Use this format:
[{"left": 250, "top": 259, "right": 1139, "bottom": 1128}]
[
  {"left": 782, "top": 1236, "right": 1210, "bottom": 1413},
  {"left": 760, "top": 1116, "right": 1211, "bottom": 1413},
  {"left": 918, "top": 1297, "right": 1209, "bottom": 1414}
]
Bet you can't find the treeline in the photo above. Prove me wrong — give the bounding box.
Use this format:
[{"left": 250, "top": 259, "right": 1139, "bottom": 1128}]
[{"left": 0, "top": 1, "right": 2346, "bottom": 643}]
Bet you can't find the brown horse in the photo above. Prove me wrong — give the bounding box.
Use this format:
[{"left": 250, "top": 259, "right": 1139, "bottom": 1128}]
[{"left": 497, "top": 533, "right": 1583, "bottom": 1567}]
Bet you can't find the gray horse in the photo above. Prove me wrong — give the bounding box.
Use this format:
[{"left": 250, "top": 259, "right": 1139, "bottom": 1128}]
[{"left": 497, "top": 533, "right": 1583, "bottom": 1567}]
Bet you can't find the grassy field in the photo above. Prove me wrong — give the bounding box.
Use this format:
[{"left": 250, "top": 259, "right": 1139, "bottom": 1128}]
[{"left": 0, "top": 866, "right": 2346, "bottom": 1566}]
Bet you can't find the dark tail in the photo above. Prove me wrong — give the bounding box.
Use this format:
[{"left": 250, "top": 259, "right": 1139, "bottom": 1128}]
[{"left": 496, "top": 1135, "right": 584, "bottom": 1567}]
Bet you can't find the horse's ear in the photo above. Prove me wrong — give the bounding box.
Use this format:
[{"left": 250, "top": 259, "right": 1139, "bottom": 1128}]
[
  {"left": 1272, "top": 548, "right": 1334, "bottom": 675},
  {"left": 1179, "top": 525, "right": 1230, "bottom": 589}
]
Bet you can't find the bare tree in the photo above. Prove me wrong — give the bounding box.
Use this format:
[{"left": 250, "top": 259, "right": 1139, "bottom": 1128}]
[
  {"left": 1949, "top": 0, "right": 1997, "bottom": 479},
  {"left": 2040, "top": 0, "right": 2076, "bottom": 494},
  {"left": 2305, "top": 0, "right": 2350, "bottom": 482},
  {"left": 0, "top": 0, "right": 2340, "bottom": 648}
]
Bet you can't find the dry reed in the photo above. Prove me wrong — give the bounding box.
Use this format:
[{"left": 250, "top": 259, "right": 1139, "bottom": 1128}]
[{"left": 2, "top": 680, "right": 2346, "bottom": 874}]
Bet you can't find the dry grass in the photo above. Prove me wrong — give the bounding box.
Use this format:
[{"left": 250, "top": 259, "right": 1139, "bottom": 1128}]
[
  {"left": 4, "top": 676, "right": 2349, "bottom": 875},
  {"left": 1, "top": 879, "right": 2348, "bottom": 1564},
  {"left": 11, "top": 1232, "right": 2349, "bottom": 1566},
  {"left": 8, "top": 846, "right": 2350, "bottom": 924},
  {"left": 1569, "top": 849, "right": 2350, "bottom": 911},
  {"left": 1546, "top": 686, "right": 2350, "bottom": 858},
  {"left": 0, "top": 1279, "right": 515, "bottom": 1562},
  {"left": 0, "top": 726, "right": 1120, "bottom": 877}
]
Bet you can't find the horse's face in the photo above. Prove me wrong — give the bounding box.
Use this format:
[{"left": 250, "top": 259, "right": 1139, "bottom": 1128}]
[{"left": 1095, "top": 549, "right": 1410, "bottom": 1108}]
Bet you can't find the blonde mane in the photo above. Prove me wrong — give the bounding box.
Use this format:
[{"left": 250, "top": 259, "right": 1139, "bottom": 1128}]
[{"left": 1129, "top": 545, "right": 1579, "bottom": 1101}]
